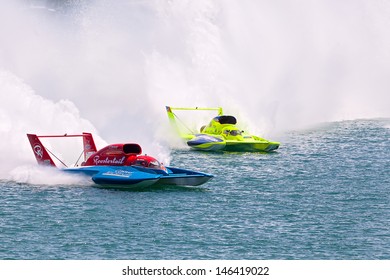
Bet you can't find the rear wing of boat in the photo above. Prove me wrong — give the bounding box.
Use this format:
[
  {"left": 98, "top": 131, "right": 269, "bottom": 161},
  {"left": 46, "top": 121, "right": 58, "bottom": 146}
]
[
  {"left": 165, "top": 106, "right": 223, "bottom": 139},
  {"left": 26, "top": 133, "right": 97, "bottom": 167},
  {"left": 166, "top": 106, "right": 223, "bottom": 116}
]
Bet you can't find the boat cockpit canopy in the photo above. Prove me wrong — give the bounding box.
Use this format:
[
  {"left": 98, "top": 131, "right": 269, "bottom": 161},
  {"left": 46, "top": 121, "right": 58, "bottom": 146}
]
[
  {"left": 214, "top": 115, "right": 237, "bottom": 125},
  {"left": 223, "top": 129, "right": 242, "bottom": 136},
  {"left": 123, "top": 143, "right": 142, "bottom": 154}
]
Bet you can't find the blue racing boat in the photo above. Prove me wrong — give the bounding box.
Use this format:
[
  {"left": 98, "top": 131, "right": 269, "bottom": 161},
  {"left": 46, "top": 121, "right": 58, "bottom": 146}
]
[{"left": 27, "top": 133, "right": 213, "bottom": 189}]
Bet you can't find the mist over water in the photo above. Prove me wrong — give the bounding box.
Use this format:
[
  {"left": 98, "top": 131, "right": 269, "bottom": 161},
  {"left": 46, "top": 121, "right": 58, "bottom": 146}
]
[
  {"left": 0, "top": 70, "right": 105, "bottom": 181},
  {"left": 1, "top": 0, "right": 390, "bottom": 181}
]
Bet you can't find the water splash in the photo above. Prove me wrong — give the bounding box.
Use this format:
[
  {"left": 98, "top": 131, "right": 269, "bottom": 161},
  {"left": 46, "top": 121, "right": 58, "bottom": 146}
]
[
  {"left": 0, "top": 70, "right": 106, "bottom": 182},
  {"left": 9, "top": 165, "right": 92, "bottom": 186},
  {"left": 1, "top": 0, "right": 390, "bottom": 181}
]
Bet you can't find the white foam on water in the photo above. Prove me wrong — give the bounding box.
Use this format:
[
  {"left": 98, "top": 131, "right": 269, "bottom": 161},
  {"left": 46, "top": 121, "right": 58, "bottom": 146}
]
[
  {"left": 0, "top": 70, "right": 105, "bottom": 183},
  {"left": 9, "top": 165, "right": 92, "bottom": 186},
  {"left": 1, "top": 0, "right": 390, "bottom": 182}
]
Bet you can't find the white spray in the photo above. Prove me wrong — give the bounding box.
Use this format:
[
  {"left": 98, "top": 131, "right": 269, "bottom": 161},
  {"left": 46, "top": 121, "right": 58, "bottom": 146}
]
[{"left": 1, "top": 0, "right": 390, "bottom": 182}]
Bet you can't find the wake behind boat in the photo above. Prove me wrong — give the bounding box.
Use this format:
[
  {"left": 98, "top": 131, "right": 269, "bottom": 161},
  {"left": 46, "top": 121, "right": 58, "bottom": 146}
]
[
  {"left": 166, "top": 106, "right": 280, "bottom": 152},
  {"left": 27, "top": 133, "right": 213, "bottom": 189}
]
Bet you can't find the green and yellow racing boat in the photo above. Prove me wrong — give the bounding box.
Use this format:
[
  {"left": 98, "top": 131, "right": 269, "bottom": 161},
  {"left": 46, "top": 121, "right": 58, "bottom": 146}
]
[{"left": 166, "top": 106, "right": 280, "bottom": 152}]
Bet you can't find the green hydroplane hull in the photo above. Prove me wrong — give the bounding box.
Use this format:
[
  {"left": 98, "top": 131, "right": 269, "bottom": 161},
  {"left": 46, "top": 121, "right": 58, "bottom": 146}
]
[{"left": 166, "top": 106, "right": 280, "bottom": 152}]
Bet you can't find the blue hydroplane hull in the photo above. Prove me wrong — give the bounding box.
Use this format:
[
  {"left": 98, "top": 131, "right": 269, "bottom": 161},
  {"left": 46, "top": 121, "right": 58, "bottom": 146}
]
[
  {"left": 27, "top": 133, "right": 213, "bottom": 190},
  {"left": 64, "top": 165, "right": 213, "bottom": 189}
]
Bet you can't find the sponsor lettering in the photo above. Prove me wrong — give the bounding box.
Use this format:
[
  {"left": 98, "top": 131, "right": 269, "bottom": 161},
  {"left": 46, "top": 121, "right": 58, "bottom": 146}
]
[
  {"left": 102, "top": 170, "right": 132, "bottom": 177},
  {"left": 93, "top": 156, "right": 126, "bottom": 165}
]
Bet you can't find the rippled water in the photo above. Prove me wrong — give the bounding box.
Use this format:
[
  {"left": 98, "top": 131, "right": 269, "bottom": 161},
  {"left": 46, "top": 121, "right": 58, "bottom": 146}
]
[{"left": 1, "top": 119, "right": 389, "bottom": 259}]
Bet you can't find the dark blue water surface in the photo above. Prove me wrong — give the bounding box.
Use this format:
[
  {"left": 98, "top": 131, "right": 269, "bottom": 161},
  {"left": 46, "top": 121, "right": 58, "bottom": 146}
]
[{"left": 1, "top": 119, "right": 389, "bottom": 259}]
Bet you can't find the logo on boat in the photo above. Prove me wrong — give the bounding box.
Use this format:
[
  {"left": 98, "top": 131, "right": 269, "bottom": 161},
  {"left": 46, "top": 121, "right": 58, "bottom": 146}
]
[
  {"left": 93, "top": 156, "right": 126, "bottom": 165},
  {"left": 102, "top": 170, "right": 132, "bottom": 177},
  {"left": 33, "top": 144, "right": 43, "bottom": 159}
]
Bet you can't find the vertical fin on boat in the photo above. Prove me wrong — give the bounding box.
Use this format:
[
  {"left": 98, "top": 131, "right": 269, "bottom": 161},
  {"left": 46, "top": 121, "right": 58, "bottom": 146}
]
[
  {"left": 165, "top": 106, "right": 224, "bottom": 140},
  {"left": 165, "top": 106, "right": 185, "bottom": 138},
  {"left": 26, "top": 134, "right": 56, "bottom": 167},
  {"left": 165, "top": 106, "right": 176, "bottom": 126},
  {"left": 82, "top": 132, "right": 97, "bottom": 161}
]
